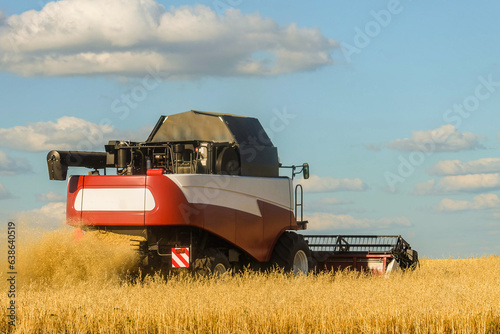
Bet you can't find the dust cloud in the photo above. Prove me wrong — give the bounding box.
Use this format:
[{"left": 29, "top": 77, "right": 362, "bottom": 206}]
[{"left": 2, "top": 227, "right": 140, "bottom": 288}]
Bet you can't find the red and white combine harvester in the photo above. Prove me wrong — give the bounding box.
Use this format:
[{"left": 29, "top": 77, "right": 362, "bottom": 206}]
[{"left": 47, "top": 111, "right": 418, "bottom": 274}]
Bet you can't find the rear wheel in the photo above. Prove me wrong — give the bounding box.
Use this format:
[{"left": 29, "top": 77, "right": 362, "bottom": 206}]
[
  {"left": 193, "top": 248, "right": 230, "bottom": 275},
  {"left": 271, "top": 232, "right": 311, "bottom": 274}
]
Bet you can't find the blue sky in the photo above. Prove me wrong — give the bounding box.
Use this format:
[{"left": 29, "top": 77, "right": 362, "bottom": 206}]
[{"left": 1, "top": 0, "right": 499, "bottom": 258}]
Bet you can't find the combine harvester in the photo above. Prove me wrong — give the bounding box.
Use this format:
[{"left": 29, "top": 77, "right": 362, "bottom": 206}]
[{"left": 47, "top": 111, "right": 418, "bottom": 275}]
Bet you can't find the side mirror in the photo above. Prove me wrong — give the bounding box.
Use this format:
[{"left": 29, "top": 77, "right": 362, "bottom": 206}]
[{"left": 302, "top": 163, "right": 310, "bottom": 180}]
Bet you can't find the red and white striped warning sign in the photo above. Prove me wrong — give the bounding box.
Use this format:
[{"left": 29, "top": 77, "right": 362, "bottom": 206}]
[{"left": 172, "top": 248, "right": 190, "bottom": 268}]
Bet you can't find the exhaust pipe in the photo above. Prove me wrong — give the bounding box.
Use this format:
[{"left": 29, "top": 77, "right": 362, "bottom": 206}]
[{"left": 47, "top": 150, "right": 109, "bottom": 180}]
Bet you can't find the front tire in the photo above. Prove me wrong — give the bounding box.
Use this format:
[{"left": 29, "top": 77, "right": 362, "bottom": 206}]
[
  {"left": 271, "top": 232, "right": 311, "bottom": 274},
  {"left": 193, "top": 248, "right": 230, "bottom": 275}
]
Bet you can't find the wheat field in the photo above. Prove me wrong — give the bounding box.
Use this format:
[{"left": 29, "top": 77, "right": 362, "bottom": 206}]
[{"left": 1, "top": 229, "right": 499, "bottom": 333}]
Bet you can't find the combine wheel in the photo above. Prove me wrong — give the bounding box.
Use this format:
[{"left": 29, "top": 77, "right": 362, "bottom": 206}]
[
  {"left": 271, "top": 232, "right": 311, "bottom": 275},
  {"left": 193, "top": 248, "right": 230, "bottom": 276}
]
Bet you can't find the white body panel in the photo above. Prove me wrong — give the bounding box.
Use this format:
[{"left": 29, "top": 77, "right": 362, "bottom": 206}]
[
  {"left": 167, "top": 174, "right": 293, "bottom": 217},
  {"left": 75, "top": 188, "right": 156, "bottom": 211}
]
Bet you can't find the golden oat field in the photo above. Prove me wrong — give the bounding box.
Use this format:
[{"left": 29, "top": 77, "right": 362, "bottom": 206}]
[{"left": 1, "top": 229, "right": 500, "bottom": 334}]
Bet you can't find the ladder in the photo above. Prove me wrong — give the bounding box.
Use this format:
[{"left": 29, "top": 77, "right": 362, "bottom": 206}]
[{"left": 294, "top": 184, "right": 307, "bottom": 228}]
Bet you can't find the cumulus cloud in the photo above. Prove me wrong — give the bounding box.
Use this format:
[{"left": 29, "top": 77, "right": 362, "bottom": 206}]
[
  {"left": 428, "top": 158, "right": 500, "bottom": 176},
  {"left": 299, "top": 175, "right": 367, "bottom": 193},
  {"left": 438, "top": 174, "right": 500, "bottom": 193},
  {"left": 15, "top": 202, "right": 66, "bottom": 230},
  {"left": 305, "top": 212, "right": 412, "bottom": 231},
  {"left": 0, "top": 150, "right": 32, "bottom": 174},
  {"left": 414, "top": 174, "right": 500, "bottom": 195},
  {"left": 387, "top": 124, "right": 483, "bottom": 152},
  {"left": 436, "top": 194, "right": 500, "bottom": 212},
  {"left": 0, "top": 116, "right": 151, "bottom": 152},
  {"left": 0, "top": 184, "right": 14, "bottom": 200},
  {"left": 0, "top": 0, "right": 337, "bottom": 78},
  {"left": 37, "top": 191, "right": 66, "bottom": 202}
]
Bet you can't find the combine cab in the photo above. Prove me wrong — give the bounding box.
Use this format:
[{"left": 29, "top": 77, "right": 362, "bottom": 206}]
[{"left": 47, "top": 110, "right": 418, "bottom": 274}]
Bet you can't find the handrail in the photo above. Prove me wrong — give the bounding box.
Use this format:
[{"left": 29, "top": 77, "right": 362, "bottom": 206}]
[{"left": 295, "top": 184, "right": 304, "bottom": 223}]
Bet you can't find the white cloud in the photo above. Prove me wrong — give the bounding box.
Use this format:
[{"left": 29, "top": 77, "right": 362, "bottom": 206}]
[
  {"left": 414, "top": 174, "right": 500, "bottom": 195},
  {"left": 429, "top": 158, "right": 500, "bottom": 176},
  {"left": 0, "top": 184, "right": 13, "bottom": 200},
  {"left": 305, "top": 212, "right": 412, "bottom": 231},
  {"left": 0, "top": 1, "right": 337, "bottom": 78},
  {"left": 387, "top": 124, "right": 483, "bottom": 152},
  {"left": 15, "top": 202, "right": 66, "bottom": 230},
  {"left": 439, "top": 174, "right": 500, "bottom": 192},
  {"left": 0, "top": 116, "right": 151, "bottom": 152},
  {"left": 436, "top": 194, "right": 500, "bottom": 212},
  {"left": 37, "top": 191, "right": 66, "bottom": 202},
  {"left": 0, "top": 150, "right": 32, "bottom": 174},
  {"left": 299, "top": 175, "right": 367, "bottom": 193}
]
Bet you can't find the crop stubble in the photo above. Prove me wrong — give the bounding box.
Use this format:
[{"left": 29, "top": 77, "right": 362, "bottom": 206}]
[{"left": 1, "top": 229, "right": 499, "bottom": 333}]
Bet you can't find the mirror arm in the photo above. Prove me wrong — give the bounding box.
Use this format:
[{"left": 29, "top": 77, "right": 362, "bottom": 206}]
[{"left": 279, "top": 163, "right": 310, "bottom": 180}]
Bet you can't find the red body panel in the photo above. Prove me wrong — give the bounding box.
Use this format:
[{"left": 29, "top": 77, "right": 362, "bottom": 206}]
[
  {"left": 67, "top": 174, "right": 295, "bottom": 262},
  {"left": 67, "top": 175, "right": 147, "bottom": 227},
  {"left": 144, "top": 175, "right": 195, "bottom": 226},
  {"left": 67, "top": 175, "right": 84, "bottom": 225}
]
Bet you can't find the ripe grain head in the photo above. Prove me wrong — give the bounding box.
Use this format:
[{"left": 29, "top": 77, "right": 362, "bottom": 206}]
[{"left": 1, "top": 229, "right": 499, "bottom": 333}]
